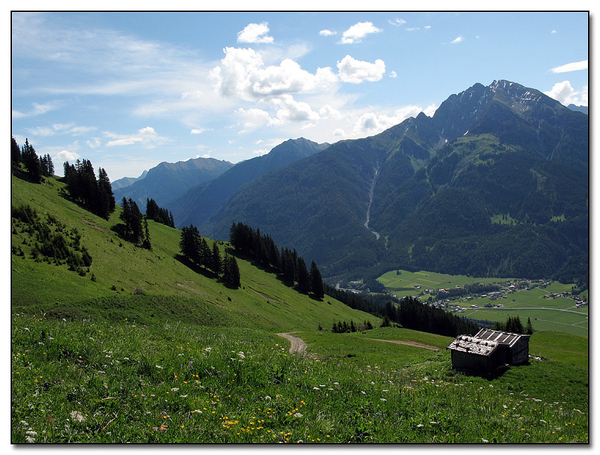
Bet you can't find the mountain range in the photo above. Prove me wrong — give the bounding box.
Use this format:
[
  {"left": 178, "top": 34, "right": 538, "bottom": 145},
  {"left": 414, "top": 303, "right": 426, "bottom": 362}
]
[
  {"left": 113, "top": 156, "right": 233, "bottom": 210},
  {"left": 117, "top": 80, "right": 588, "bottom": 288}
]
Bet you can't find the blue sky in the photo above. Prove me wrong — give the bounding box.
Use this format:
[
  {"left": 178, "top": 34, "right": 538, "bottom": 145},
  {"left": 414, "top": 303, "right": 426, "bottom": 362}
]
[{"left": 11, "top": 9, "right": 589, "bottom": 181}]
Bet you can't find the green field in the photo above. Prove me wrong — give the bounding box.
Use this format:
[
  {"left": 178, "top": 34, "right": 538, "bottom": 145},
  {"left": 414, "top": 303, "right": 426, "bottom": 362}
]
[
  {"left": 11, "top": 172, "right": 589, "bottom": 443},
  {"left": 377, "top": 270, "right": 588, "bottom": 337}
]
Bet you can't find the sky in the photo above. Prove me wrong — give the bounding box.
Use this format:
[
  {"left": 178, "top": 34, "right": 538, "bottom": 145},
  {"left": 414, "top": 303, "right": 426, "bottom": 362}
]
[{"left": 11, "top": 9, "right": 590, "bottom": 182}]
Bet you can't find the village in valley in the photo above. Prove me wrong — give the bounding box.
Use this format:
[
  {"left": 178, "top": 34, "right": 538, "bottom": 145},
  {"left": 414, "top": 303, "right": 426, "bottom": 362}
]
[{"left": 414, "top": 278, "right": 589, "bottom": 314}]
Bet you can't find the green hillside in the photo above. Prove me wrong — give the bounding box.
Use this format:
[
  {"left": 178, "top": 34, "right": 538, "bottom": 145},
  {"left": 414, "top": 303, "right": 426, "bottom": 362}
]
[
  {"left": 11, "top": 173, "right": 377, "bottom": 332},
  {"left": 10, "top": 171, "right": 588, "bottom": 444}
]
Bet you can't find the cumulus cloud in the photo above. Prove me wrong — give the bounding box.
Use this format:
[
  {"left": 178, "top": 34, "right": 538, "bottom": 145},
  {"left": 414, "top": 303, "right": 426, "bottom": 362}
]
[
  {"left": 234, "top": 107, "right": 274, "bottom": 132},
  {"left": 270, "top": 94, "right": 320, "bottom": 123},
  {"left": 211, "top": 47, "right": 337, "bottom": 100},
  {"left": 550, "top": 60, "right": 588, "bottom": 73},
  {"left": 319, "top": 29, "right": 337, "bottom": 36},
  {"left": 353, "top": 105, "right": 427, "bottom": 136},
  {"left": 237, "top": 22, "right": 274, "bottom": 44},
  {"left": 337, "top": 55, "right": 385, "bottom": 84},
  {"left": 544, "top": 81, "right": 588, "bottom": 106},
  {"left": 451, "top": 36, "right": 464, "bottom": 44},
  {"left": 339, "top": 21, "right": 382, "bottom": 44},
  {"left": 389, "top": 70, "right": 397, "bottom": 78},
  {"left": 104, "top": 126, "right": 169, "bottom": 147},
  {"left": 55, "top": 150, "right": 80, "bottom": 162}
]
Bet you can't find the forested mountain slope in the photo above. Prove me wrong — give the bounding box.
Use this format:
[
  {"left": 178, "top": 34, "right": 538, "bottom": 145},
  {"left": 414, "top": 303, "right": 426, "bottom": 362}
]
[
  {"left": 200, "top": 80, "right": 588, "bottom": 286},
  {"left": 170, "top": 137, "right": 329, "bottom": 228}
]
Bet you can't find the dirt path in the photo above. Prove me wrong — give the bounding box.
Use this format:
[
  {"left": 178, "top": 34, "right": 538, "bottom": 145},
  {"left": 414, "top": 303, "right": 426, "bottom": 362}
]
[
  {"left": 366, "top": 338, "right": 441, "bottom": 351},
  {"left": 277, "top": 332, "right": 308, "bottom": 355}
]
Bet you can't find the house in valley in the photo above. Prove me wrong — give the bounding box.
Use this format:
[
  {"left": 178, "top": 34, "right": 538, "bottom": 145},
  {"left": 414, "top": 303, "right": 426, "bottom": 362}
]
[{"left": 446, "top": 328, "right": 530, "bottom": 375}]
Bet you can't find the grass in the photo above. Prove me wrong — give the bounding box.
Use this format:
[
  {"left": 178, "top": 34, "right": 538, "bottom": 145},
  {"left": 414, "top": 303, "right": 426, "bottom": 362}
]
[
  {"left": 11, "top": 313, "right": 588, "bottom": 443},
  {"left": 377, "top": 269, "right": 588, "bottom": 337},
  {"left": 11, "top": 172, "right": 589, "bottom": 444}
]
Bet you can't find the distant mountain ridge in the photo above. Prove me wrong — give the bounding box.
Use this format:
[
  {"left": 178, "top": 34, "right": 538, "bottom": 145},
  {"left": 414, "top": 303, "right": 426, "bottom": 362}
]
[
  {"left": 112, "top": 170, "right": 148, "bottom": 191},
  {"left": 197, "top": 80, "right": 588, "bottom": 287},
  {"left": 170, "top": 137, "right": 329, "bottom": 228},
  {"left": 113, "top": 157, "right": 233, "bottom": 211}
]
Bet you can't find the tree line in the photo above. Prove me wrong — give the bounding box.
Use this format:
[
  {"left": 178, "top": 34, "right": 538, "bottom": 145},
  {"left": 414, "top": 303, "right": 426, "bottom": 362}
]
[
  {"left": 229, "top": 222, "right": 324, "bottom": 299},
  {"left": 180, "top": 225, "right": 240, "bottom": 288},
  {"left": 63, "top": 159, "right": 116, "bottom": 220},
  {"left": 146, "top": 198, "right": 175, "bottom": 228},
  {"left": 12, "top": 137, "right": 54, "bottom": 182},
  {"left": 384, "top": 296, "right": 480, "bottom": 337}
]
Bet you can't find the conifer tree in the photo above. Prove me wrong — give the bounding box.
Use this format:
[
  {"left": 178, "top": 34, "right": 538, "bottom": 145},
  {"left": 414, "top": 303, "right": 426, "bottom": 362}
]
[
  {"left": 296, "top": 257, "right": 310, "bottom": 294},
  {"left": 223, "top": 253, "right": 241, "bottom": 288},
  {"left": 309, "top": 260, "right": 324, "bottom": 299}
]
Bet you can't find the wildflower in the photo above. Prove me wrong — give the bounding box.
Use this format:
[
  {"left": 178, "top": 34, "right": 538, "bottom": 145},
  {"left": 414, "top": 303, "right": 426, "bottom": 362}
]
[
  {"left": 155, "top": 365, "right": 163, "bottom": 369},
  {"left": 70, "top": 411, "right": 86, "bottom": 423},
  {"left": 293, "top": 412, "right": 303, "bottom": 418},
  {"left": 482, "top": 438, "right": 489, "bottom": 443}
]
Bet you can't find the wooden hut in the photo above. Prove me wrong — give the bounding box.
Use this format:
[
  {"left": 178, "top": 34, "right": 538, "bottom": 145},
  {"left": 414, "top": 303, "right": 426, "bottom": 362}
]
[{"left": 447, "top": 329, "right": 530, "bottom": 374}]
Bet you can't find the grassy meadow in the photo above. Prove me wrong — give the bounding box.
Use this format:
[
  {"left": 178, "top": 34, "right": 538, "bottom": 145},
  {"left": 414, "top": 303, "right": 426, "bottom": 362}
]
[
  {"left": 378, "top": 270, "right": 588, "bottom": 337},
  {"left": 11, "top": 173, "right": 589, "bottom": 443}
]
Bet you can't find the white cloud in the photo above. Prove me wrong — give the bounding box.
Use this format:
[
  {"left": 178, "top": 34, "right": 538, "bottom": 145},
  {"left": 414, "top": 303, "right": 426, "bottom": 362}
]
[
  {"left": 181, "top": 90, "right": 203, "bottom": 100},
  {"left": 544, "top": 81, "right": 588, "bottom": 106},
  {"left": 190, "top": 128, "right": 209, "bottom": 134},
  {"left": 319, "top": 105, "right": 343, "bottom": 120},
  {"left": 388, "top": 18, "right": 406, "bottom": 27},
  {"left": 550, "top": 60, "right": 588, "bottom": 73},
  {"left": 270, "top": 94, "right": 320, "bottom": 123},
  {"left": 339, "top": 21, "right": 382, "bottom": 44},
  {"left": 353, "top": 105, "right": 425, "bottom": 136},
  {"left": 253, "top": 148, "right": 270, "bottom": 156},
  {"left": 237, "top": 22, "right": 274, "bottom": 44},
  {"left": 87, "top": 138, "right": 101, "bottom": 148},
  {"left": 406, "top": 27, "right": 420, "bottom": 32},
  {"left": 12, "top": 102, "right": 58, "bottom": 119},
  {"left": 234, "top": 107, "right": 274, "bottom": 132},
  {"left": 389, "top": 71, "right": 397, "bottom": 78},
  {"left": 337, "top": 55, "right": 385, "bottom": 84},
  {"left": 104, "top": 126, "right": 169, "bottom": 147},
  {"left": 211, "top": 47, "right": 337, "bottom": 100},
  {"left": 55, "top": 150, "right": 80, "bottom": 162},
  {"left": 451, "top": 36, "right": 464, "bottom": 44},
  {"left": 319, "top": 29, "right": 336, "bottom": 36}
]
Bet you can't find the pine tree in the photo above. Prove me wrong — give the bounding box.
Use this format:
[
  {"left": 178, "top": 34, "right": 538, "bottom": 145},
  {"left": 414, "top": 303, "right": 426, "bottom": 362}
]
[
  {"left": 180, "top": 225, "right": 201, "bottom": 263},
  {"left": 21, "top": 138, "right": 42, "bottom": 182},
  {"left": 210, "top": 242, "right": 222, "bottom": 275},
  {"left": 296, "top": 257, "right": 310, "bottom": 294},
  {"left": 11, "top": 137, "right": 21, "bottom": 166},
  {"left": 526, "top": 317, "right": 534, "bottom": 335},
  {"left": 309, "top": 260, "right": 324, "bottom": 299},
  {"left": 223, "top": 254, "right": 241, "bottom": 288}
]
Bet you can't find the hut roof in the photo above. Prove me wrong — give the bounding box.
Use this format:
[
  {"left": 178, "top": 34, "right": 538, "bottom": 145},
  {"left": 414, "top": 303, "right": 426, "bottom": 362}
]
[
  {"left": 474, "top": 329, "right": 529, "bottom": 347},
  {"left": 446, "top": 335, "right": 499, "bottom": 357}
]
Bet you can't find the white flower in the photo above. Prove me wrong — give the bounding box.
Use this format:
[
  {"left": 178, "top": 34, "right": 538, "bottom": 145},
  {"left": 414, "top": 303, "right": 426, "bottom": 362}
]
[
  {"left": 482, "top": 438, "right": 489, "bottom": 443},
  {"left": 380, "top": 398, "right": 387, "bottom": 401},
  {"left": 171, "top": 388, "right": 179, "bottom": 392},
  {"left": 204, "top": 347, "right": 212, "bottom": 352},
  {"left": 293, "top": 412, "right": 303, "bottom": 418},
  {"left": 70, "top": 411, "right": 85, "bottom": 423},
  {"left": 155, "top": 365, "right": 163, "bottom": 369}
]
